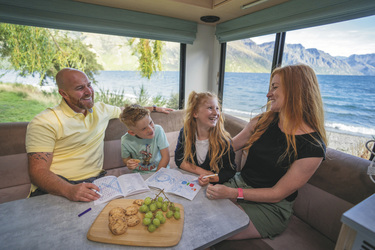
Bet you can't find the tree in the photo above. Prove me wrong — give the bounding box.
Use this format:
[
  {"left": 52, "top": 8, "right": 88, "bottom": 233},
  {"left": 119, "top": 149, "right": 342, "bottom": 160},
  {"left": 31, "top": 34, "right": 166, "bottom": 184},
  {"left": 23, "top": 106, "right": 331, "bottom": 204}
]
[
  {"left": 129, "top": 38, "right": 164, "bottom": 79},
  {"left": 0, "top": 23, "right": 103, "bottom": 85}
]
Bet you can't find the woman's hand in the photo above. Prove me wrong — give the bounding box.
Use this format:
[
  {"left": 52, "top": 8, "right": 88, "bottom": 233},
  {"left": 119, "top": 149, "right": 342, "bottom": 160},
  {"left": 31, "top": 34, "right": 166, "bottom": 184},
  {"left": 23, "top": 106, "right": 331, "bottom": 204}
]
[{"left": 206, "top": 184, "right": 236, "bottom": 200}]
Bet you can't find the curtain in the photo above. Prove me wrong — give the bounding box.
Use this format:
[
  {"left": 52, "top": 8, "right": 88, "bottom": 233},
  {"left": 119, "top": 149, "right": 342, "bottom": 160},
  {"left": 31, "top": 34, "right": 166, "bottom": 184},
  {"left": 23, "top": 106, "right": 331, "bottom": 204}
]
[
  {"left": 0, "top": 0, "right": 197, "bottom": 44},
  {"left": 216, "top": 0, "right": 375, "bottom": 43}
]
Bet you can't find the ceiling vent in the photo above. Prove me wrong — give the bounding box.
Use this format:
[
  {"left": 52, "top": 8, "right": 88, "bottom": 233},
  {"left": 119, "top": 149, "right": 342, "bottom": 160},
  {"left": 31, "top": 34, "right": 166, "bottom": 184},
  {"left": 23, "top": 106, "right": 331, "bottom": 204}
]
[{"left": 200, "top": 15, "right": 220, "bottom": 23}]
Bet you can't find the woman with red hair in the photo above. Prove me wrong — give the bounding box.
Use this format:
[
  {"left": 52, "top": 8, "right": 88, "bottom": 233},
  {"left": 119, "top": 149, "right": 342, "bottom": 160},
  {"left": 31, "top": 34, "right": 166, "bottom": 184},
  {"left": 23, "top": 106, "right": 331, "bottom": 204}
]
[{"left": 207, "top": 64, "right": 327, "bottom": 239}]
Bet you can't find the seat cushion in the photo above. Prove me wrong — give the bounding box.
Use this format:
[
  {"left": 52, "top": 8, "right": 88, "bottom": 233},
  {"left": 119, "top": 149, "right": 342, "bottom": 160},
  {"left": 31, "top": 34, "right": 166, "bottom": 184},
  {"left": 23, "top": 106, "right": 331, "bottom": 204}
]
[
  {"left": 262, "top": 215, "right": 335, "bottom": 250},
  {"left": 213, "top": 216, "right": 335, "bottom": 250},
  {"left": 293, "top": 183, "right": 353, "bottom": 242}
]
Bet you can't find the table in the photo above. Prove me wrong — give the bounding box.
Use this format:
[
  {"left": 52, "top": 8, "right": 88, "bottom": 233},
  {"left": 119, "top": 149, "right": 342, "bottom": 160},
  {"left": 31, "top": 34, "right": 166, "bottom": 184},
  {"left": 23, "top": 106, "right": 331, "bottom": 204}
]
[
  {"left": 335, "top": 194, "right": 375, "bottom": 250},
  {"left": 0, "top": 172, "right": 249, "bottom": 250}
]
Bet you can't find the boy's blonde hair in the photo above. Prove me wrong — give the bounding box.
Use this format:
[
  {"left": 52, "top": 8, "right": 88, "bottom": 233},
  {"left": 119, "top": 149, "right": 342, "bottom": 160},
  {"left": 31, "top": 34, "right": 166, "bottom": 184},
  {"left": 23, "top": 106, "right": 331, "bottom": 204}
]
[
  {"left": 183, "top": 91, "right": 234, "bottom": 173},
  {"left": 120, "top": 104, "right": 150, "bottom": 128}
]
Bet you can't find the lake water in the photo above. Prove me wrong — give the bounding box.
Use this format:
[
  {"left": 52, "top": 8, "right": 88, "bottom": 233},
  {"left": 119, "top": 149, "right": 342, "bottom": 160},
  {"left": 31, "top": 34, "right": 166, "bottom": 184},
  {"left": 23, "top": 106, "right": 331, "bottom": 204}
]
[{"left": 1, "top": 70, "right": 374, "bottom": 137}]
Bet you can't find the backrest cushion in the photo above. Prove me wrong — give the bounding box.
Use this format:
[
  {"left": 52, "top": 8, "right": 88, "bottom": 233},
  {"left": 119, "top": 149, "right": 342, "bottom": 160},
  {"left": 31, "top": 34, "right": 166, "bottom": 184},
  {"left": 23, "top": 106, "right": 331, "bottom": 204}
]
[
  {"left": 103, "top": 111, "right": 185, "bottom": 171},
  {"left": 309, "top": 148, "right": 375, "bottom": 205},
  {"left": 0, "top": 123, "right": 30, "bottom": 203}
]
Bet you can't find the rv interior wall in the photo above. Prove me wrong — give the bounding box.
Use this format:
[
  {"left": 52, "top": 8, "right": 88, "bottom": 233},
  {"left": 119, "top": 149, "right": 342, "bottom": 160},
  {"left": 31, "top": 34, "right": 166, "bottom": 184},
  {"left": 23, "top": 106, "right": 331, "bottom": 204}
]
[{"left": 185, "top": 24, "right": 221, "bottom": 105}]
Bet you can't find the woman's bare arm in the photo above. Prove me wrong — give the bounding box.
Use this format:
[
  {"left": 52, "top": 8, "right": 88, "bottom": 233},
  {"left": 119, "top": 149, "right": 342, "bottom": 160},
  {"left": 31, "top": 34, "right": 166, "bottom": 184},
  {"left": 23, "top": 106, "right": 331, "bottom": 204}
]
[{"left": 207, "top": 157, "right": 323, "bottom": 203}]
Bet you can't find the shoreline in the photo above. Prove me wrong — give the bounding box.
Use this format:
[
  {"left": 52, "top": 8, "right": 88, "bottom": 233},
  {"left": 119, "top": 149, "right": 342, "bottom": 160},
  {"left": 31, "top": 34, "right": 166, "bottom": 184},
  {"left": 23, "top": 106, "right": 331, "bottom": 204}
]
[
  {"left": 326, "top": 131, "right": 371, "bottom": 157},
  {"left": 231, "top": 115, "right": 372, "bottom": 158}
]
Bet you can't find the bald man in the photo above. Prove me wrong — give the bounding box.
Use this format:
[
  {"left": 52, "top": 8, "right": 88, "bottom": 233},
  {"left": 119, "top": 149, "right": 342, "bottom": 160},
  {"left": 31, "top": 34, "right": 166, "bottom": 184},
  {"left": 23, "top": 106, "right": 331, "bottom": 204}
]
[{"left": 26, "top": 68, "right": 172, "bottom": 202}]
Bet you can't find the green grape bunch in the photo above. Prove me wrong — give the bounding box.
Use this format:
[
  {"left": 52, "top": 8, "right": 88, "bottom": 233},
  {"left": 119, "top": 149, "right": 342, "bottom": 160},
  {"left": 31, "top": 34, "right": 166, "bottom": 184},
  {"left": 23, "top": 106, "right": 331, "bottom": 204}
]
[{"left": 138, "top": 190, "right": 181, "bottom": 232}]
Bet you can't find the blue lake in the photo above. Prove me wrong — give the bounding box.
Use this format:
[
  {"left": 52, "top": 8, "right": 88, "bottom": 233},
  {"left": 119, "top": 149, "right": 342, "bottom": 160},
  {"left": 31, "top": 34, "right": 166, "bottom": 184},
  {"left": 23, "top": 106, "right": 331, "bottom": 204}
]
[{"left": 1, "top": 70, "right": 374, "bottom": 137}]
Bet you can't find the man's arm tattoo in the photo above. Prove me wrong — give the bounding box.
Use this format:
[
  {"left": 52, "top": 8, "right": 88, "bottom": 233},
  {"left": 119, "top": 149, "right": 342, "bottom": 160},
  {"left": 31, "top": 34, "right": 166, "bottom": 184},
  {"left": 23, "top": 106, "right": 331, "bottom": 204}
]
[{"left": 28, "top": 152, "right": 52, "bottom": 163}]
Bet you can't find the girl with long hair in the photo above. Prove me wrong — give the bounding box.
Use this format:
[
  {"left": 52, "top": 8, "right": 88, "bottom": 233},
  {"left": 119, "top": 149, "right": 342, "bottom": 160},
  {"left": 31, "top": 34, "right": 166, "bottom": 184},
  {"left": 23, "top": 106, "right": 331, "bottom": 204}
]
[
  {"left": 174, "top": 91, "right": 236, "bottom": 185},
  {"left": 206, "top": 64, "right": 327, "bottom": 239}
]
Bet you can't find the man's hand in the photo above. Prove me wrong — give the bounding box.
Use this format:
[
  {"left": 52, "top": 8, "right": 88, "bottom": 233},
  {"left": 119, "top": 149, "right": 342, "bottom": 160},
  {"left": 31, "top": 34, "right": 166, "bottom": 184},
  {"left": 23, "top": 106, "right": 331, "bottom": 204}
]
[
  {"left": 65, "top": 183, "right": 101, "bottom": 202},
  {"left": 155, "top": 107, "right": 174, "bottom": 114},
  {"left": 28, "top": 152, "right": 102, "bottom": 202}
]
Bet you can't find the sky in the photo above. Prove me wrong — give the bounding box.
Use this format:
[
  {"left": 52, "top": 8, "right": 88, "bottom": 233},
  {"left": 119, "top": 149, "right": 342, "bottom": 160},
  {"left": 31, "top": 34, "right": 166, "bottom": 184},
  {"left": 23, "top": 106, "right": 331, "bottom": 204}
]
[{"left": 251, "top": 15, "right": 375, "bottom": 57}]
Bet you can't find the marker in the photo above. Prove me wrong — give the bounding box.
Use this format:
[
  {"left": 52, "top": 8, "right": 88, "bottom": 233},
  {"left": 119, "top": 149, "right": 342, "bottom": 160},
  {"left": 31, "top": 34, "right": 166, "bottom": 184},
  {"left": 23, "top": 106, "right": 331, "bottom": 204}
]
[
  {"left": 91, "top": 189, "right": 103, "bottom": 197},
  {"left": 193, "top": 174, "right": 218, "bottom": 181},
  {"left": 83, "top": 182, "right": 102, "bottom": 196},
  {"left": 78, "top": 208, "right": 92, "bottom": 217},
  {"left": 202, "top": 174, "right": 218, "bottom": 179}
]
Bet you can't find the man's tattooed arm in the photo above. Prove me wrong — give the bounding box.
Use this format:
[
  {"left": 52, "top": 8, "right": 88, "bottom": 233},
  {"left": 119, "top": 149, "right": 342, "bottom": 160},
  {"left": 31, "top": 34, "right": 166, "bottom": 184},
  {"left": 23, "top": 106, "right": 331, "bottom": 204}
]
[{"left": 28, "top": 152, "right": 52, "bottom": 163}]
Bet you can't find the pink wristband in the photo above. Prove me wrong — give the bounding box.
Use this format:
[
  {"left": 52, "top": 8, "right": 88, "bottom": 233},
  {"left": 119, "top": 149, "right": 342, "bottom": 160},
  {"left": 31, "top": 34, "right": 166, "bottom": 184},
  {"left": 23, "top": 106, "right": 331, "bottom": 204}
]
[{"left": 237, "top": 188, "right": 244, "bottom": 199}]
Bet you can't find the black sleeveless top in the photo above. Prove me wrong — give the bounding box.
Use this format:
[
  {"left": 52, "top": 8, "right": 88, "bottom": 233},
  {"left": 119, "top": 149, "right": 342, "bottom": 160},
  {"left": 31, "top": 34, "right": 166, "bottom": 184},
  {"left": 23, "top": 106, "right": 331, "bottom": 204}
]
[{"left": 240, "top": 121, "right": 326, "bottom": 201}]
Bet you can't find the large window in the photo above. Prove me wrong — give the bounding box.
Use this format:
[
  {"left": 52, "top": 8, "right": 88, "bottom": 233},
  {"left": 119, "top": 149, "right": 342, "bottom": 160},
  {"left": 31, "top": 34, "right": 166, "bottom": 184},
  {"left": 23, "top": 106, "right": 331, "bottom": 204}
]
[
  {"left": 222, "top": 15, "right": 375, "bottom": 158},
  {"left": 223, "top": 34, "right": 276, "bottom": 119},
  {"left": 281, "top": 15, "right": 375, "bottom": 157},
  {"left": 0, "top": 24, "right": 180, "bottom": 122}
]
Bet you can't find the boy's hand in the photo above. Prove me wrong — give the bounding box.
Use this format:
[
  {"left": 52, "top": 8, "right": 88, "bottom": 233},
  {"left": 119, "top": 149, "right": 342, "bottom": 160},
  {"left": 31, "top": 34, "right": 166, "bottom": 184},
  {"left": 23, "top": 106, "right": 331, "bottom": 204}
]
[{"left": 127, "top": 159, "right": 140, "bottom": 170}]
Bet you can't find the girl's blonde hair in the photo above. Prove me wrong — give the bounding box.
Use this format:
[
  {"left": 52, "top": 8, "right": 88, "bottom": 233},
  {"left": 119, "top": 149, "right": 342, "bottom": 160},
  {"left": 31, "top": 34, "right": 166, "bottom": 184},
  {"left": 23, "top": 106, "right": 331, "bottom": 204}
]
[
  {"left": 183, "top": 91, "right": 233, "bottom": 173},
  {"left": 244, "top": 64, "right": 327, "bottom": 164}
]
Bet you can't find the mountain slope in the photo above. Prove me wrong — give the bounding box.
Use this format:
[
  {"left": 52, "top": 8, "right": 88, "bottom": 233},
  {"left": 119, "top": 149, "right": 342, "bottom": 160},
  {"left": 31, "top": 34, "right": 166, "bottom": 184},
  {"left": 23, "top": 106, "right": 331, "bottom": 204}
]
[
  {"left": 79, "top": 32, "right": 375, "bottom": 75},
  {"left": 226, "top": 39, "right": 375, "bottom": 75}
]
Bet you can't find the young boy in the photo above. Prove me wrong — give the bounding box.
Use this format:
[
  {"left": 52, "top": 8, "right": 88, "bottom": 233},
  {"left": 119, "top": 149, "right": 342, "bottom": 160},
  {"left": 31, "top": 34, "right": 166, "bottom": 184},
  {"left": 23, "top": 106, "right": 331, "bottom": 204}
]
[{"left": 120, "top": 104, "right": 170, "bottom": 173}]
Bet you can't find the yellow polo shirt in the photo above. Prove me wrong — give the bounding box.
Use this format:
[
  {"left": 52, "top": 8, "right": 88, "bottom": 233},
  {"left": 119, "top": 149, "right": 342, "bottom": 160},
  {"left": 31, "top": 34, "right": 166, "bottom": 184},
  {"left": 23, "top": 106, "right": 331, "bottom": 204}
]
[{"left": 26, "top": 99, "right": 121, "bottom": 192}]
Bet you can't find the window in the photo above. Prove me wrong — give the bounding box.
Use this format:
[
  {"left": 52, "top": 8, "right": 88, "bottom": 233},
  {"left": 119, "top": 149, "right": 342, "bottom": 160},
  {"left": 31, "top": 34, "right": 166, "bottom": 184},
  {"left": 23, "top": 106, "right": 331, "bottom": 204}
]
[
  {"left": 222, "top": 34, "right": 276, "bottom": 119},
  {"left": 281, "top": 15, "right": 375, "bottom": 157},
  {"left": 0, "top": 24, "right": 180, "bottom": 122},
  {"left": 222, "top": 16, "right": 375, "bottom": 158}
]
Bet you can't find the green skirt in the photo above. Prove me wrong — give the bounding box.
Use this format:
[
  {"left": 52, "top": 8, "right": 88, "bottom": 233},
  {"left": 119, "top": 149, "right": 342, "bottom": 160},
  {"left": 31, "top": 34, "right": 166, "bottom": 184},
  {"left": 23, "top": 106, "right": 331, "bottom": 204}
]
[{"left": 224, "top": 172, "right": 294, "bottom": 238}]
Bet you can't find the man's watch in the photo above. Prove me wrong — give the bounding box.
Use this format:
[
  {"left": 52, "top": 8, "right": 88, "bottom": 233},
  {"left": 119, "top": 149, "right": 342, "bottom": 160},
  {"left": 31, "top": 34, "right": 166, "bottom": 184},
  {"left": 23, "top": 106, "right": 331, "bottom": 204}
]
[
  {"left": 237, "top": 188, "right": 244, "bottom": 200},
  {"left": 152, "top": 105, "right": 157, "bottom": 112}
]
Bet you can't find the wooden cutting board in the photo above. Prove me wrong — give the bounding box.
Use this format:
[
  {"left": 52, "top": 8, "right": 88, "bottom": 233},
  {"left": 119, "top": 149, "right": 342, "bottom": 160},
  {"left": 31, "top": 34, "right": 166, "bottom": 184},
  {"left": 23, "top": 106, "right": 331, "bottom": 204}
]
[{"left": 87, "top": 199, "right": 184, "bottom": 247}]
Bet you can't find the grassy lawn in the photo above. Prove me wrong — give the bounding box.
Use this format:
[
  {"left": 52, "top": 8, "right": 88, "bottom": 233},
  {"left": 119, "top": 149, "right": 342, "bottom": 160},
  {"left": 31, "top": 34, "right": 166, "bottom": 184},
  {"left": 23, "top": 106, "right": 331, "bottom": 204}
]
[
  {"left": 0, "top": 83, "right": 59, "bottom": 122},
  {"left": 0, "top": 81, "right": 179, "bottom": 123}
]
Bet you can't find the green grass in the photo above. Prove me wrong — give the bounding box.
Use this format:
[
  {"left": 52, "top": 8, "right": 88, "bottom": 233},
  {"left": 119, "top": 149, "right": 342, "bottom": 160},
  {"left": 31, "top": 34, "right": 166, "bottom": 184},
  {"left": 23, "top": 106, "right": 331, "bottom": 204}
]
[
  {"left": 0, "top": 82, "right": 60, "bottom": 123},
  {"left": 0, "top": 90, "right": 53, "bottom": 122},
  {"left": 0, "top": 81, "right": 179, "bottom": 123}
]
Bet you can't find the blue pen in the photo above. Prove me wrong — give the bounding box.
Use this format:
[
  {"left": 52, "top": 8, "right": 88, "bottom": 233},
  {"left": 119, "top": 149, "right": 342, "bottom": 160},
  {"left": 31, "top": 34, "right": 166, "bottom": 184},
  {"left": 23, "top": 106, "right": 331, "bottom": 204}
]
[{"left": 78, "top": 208, "right": 92, "bottom": 217}]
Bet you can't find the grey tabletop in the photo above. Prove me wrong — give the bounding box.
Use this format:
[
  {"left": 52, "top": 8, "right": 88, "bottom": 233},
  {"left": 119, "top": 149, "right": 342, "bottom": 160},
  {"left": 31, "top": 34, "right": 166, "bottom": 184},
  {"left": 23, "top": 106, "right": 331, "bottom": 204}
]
[
  {"left": 341, "top": 193, "right": 375, "bottom": 240},
  {"left": 0, "top": 172, "right": 249, "bottom": 250}
]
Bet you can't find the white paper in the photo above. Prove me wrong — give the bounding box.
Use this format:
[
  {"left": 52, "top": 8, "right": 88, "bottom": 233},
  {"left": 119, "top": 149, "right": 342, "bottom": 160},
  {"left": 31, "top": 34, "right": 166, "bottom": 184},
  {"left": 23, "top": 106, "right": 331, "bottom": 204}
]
[
  {"left": 145, "top": 168, "right": 201, "bottom": 201},
  {"left": 118, "top": 173, "right": 150, "bottom": 196},
  {"left": 93, "top": 173, "right": 150, "bottom": 205}
]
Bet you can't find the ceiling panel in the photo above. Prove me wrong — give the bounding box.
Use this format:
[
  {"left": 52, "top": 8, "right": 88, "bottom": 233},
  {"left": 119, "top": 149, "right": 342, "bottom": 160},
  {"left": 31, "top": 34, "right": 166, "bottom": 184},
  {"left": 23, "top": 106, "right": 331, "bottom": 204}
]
[{"left": 75, "top": 0, "right": 288, "bottom": 25}]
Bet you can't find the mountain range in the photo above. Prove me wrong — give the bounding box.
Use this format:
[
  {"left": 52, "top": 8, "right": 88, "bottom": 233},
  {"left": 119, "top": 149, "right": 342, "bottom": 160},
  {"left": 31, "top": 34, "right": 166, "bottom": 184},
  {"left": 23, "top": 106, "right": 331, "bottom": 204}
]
[
  {"left": 225, "top": 39, "right": 375, "bottom": 75},
  {"left": 83, "top": 33, "right": 375, "bottom": 76}
]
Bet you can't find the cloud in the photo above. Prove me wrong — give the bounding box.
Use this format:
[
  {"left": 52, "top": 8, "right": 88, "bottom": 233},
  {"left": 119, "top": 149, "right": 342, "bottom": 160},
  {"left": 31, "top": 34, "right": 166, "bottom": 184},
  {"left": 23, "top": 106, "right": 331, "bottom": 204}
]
[{"left": 250, "top": 15, "right": 375, "bottom": 57}]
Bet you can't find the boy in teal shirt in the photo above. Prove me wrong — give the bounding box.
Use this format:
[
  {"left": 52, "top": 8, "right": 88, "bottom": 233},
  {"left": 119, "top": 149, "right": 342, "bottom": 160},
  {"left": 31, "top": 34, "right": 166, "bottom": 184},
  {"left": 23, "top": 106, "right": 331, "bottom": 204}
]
[{"left": 120, "top": 104, "right": 170, "bottom": 173}]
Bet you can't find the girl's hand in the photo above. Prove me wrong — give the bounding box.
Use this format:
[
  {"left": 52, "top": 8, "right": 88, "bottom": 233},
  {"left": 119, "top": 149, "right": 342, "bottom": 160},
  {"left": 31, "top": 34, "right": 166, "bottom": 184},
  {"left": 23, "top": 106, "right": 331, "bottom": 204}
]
[
  {"left": 206, "top": 184, "right": 235, "bottom": 200},
  {"left": 198, "top": 174, "right": 211, "bottom": 186},
  {"left": 127, "top": 159, "right": 140, "bottom": 170}
]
